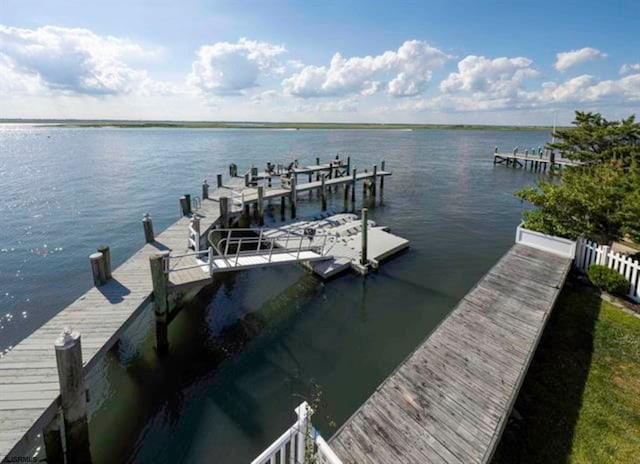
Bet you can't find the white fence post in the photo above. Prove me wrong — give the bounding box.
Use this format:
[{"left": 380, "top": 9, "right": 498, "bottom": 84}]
[
  {"left": 295, "top": 402, "right": 311, "bottom": 463},
  {"left": 574, "top": 238, "right": 640, "bottom": 303},
  {"left": 599, "top": 245, "right": 610, "bottom": 266}
]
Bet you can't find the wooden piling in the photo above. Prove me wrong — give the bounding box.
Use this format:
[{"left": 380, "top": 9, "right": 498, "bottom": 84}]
[
  {"left": 290, "top": 175, "right": 297, "bottom": 218},
  {"left": 190, "top": 215, "right": 201, "bottom": 250},
  {"left": 257, "top": 186, "right": 265, "bottom": 226},
  {"left": 343, "top": 184, "right": 350, "bottom": 210},
  {"left": 142, "top": 213, "right": 154, "bottom": 243},
  {"left": 351, "top": 168, "right": 357, "bottom": 206},
  {"left": 361, "top": 208, "right": 368, "bottom": 266},
  {"left": 316, "top": 157, "right": 320, "bottom": 181},
  {"left": 43, "top": 414, "right": 64, "bottom": 464},
  {"left": 280, "top": 196, "right": 286, "bottom": 220},
  {"left": 202, "top": 180, "right": 209, "bottom": 200},
  {"left": 185, "top": 194, "right": 192, "bottom": 215},
  {"left": 346, "top": 156, "right": 351, "bottom": 175},
  {"left": 97, "top": 245, "right": 111, "bottom": 280},
  {"left": 179, "top": 196, "right": 189, "bottom": 216},
  {"left": 219, "top": 197, "right": 230, "bottom": 228},
  {"left": 371, "top": 164, "right": 377, "bottom": 197},
  {"left": 150, "top": 251, "right": 170, "bottom": 355},
  {"left": 244, "top": 173, "right": 250, "bottom": 187},
  {"left": 217, "top": 174, "right": 223, "bottom": 188},
  {"left": 321, "top": 173, "right": 327, "bottom": 211},
  {"left": 89, "top": 252, "right": 106, "bottom": 287},
  {"left": 54, "top": 328, "right": 92, "bottom": 464},
  {"left": 380, "top": 160, "right": 385, "bottom": 199}
]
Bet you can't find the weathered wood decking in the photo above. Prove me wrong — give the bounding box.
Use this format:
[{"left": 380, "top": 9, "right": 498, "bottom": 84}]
[
  {"left": 329, "top": 244, "right": 572, "bottom": 463},
  {"left": 0, "top": 162, "right": 390, "bottom": 460}
]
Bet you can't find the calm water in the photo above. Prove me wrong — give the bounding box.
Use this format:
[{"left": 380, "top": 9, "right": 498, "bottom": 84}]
[{"left": 0, "top": 126, "right": 549, "bottom": 463}]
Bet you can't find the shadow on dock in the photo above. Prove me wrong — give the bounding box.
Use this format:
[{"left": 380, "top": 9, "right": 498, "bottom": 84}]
[
  {"left": 491, "top": 276, "right": 598, "bottom": 464},
  {"left": 97, "top": 278, "right": 131, "bottom": 303}
]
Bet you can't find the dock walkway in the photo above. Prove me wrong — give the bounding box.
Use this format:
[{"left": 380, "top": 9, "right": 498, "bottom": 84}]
[
  {"left": 0, "top": 159, "right": 390, "bottom": 461},
  {"left": 329, "top": 244, "right": 572, "bottom": 463}
]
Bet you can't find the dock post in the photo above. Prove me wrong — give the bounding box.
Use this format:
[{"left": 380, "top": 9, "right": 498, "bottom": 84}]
[
  {"left": 202, "top": 180, "right": 209, "bottom": 200},
  {"left": 290, "top": 175, "right": 297, "bottom": 218},
  {"left": 185, "top": 194, "right": 192, "bottom": 214},
  {"left": 257, "top": 186, "right": 265, "bottom": 226},
  {"left": 143, "top": 213, "right": 154, "bottom": 243},
  {"left": 343, "top": 184, "right": 349, "bottom": 210},
  {"left": 150, "top": 251, "right": 170, "bottom": 355},
  {"left": 219, "top": 196, "right": 230, "bottom": 228},
  {"left": 361, "top": 208, "right": 368, "bottom": 266},
  {"left": 89, "top": 252, "right": 106, "bottom": 287},
  {"left": 351, "top": 168, "right": 357, "bottom": 208},
  {"left": 54, "top": 328, "right": 92, "bottom": 464},
  {"left": 371, "top": 164, "right": 377, "bottom": 197},
  {"left": 43, "top": 414, "right": 64, "bottom": 464},
  {"left": 97, "top": 245, "right": 112, "bottom": 280},
  {"left": 362, "top": 171, "right": 368, "bottom": 198},
  {"left": 190, "top": 215, "right": 201, "bottom": 250},
  {"left": 316, "top": 157, "right": 320, "bottom": 181},
  {"left": 217, "top": 173, "right": 223, "bottom": 188},
  {"left": 280, "top": 196, "right": 286, "bottom": 220},
  {"left": 244, "top": 173, "right": 250, "bottom": 187},
  {"left": 380, "top": 161, "right": 385, "bottom": 201},
  {"left": 493, "top": 147, "right": 498, "bottom": 164},
  {"left": 346, "top": 156, "right": 351, "bottom": 175},
  {"left": 321, "top": 173, "right": 327, "bottom": 211},
  {"left": 179, "top": 196, "right": 189, "bottom": 216}
]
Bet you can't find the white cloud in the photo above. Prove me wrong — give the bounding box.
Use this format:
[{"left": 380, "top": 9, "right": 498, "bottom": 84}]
[
  {"left": 554, "top": 47, "right": 607, "bottom": 72},
  {"left": 531, "top": 74, "right": 640, "bottom": 104},
  {"left": 620, "top": 63, "right": 640, "bottom": 75},
  {"left": 440, "top": 55, "right": 538, "bottom": 98},
  {"left": 188, "top": 38, "right": 286, "bottom": 95},
  {"left": 282, "top": 40, "right": 451, "bottom": 98},
  {"left": 0, "top": 25, "right": 168, "bottom": 96}
]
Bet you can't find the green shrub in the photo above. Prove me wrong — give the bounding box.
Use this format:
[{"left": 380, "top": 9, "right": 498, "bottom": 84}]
[{"left": 587, "top": 264, "right": 630, "bottom": 296}]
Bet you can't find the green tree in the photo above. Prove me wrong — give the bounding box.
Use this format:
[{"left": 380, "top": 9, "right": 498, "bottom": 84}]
[
  {"left": 549, "top": 111, "right": 640, "bottom": 168},
  {"left": 517, "top": 112, "right": 640, "bottom": 244}
]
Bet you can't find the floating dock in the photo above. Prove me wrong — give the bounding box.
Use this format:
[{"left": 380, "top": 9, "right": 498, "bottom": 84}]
[
  {"left": 261, "top": 213, "right": 410, "bottom": 278},
  {"left": 328, "top": 244, "right": 572, "bottom": 463},
  {"left": 0, "top": 156, "right": 396, "bottom": 462}
]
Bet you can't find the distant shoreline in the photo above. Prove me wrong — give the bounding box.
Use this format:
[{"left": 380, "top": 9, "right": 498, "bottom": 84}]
[{"left": 0, "top": 119, "right": 553, "bottom": 131}]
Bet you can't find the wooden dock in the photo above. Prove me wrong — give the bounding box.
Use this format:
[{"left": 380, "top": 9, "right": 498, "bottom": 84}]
[
  {"left": 0, "top": 157, "right": 391, "bottom": 462},
  {"left": 493, "top": 150, "right": 580, "bottom": 172},
  {"left": 329, "top": 243, "right": 572, "bottom": 463}
]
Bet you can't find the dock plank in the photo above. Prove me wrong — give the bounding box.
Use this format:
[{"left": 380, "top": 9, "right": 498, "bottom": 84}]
[{"left": 330, "top": 244, "right": 571, "bottom": 463}]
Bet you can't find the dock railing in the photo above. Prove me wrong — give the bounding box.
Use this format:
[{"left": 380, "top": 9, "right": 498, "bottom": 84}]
[
  {"left": 162, "top": 248, "right": 213, "bottom": 274},
  {"left": 208, "top": 228, "right": 331, "bottom": 269},
  {"left": 251, "top": 402, "right": 342, "bottom": 464}
]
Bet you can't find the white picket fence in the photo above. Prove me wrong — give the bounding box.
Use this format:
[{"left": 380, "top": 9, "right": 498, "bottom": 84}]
[
  {"left": 251, "top": 402, "right": 342, "bottom": 464},
  {"left": 574, "top": 238, "right": 640, "bottom": 302}
]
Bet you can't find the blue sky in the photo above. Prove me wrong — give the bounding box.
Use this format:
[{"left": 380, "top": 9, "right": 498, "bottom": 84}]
[{"left": 1, "top": 0, "right": 639, "bottom": 124}]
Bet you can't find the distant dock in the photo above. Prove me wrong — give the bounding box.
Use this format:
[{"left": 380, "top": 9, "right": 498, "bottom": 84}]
[{"left": 493, "top": 147, "right": 581, "bottom": 172}]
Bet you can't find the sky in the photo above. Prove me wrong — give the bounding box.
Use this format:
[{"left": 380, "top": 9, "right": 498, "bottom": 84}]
[{"left": 0, "top": 0, "right": 639, "bottom": 124}]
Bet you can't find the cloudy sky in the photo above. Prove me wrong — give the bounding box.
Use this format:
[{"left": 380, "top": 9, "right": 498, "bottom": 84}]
[{"left": 1, "top": 0, "right": 639, "bottom": 124}]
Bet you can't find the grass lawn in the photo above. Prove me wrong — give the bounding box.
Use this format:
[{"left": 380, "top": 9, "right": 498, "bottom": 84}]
[{"left": 492, "top": 281, "right": 640, "bottom": 464}]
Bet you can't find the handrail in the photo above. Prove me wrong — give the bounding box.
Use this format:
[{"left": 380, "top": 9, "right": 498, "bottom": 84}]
[
  {"left": 205, "top": 227, "right": 333, "bottom": 271},
  {"left": 250, "top": 402, "right": 342, "bottom": 464}
]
